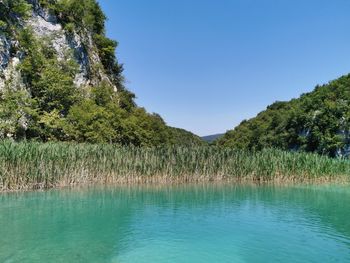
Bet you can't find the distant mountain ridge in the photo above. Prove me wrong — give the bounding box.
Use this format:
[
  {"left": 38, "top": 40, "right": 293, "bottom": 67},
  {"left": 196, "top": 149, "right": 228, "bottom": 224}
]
[{"left": 202, "top": 134, "right": 224, "bottom": 143}]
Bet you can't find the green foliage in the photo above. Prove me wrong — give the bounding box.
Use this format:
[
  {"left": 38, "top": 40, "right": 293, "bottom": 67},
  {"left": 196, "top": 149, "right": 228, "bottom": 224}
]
[
  {"left": 38, "top": 109, "right": 67, "bottom": 141},
  {"left": 0, "top": 20, "right": 6, "bottom": 31},
  {"left": 30, "top": 57, "right": 79, "bottom": 114},
  {"left": 0, "top": 0, "right": 32, "bottom": 35},
  {"left": 0, "top": 0, "right": 32, "bottom": 18},
  {"left": 167, "top": 127, "right": 207, "bottom": 146},
  {"left": 120, "top": 109, "right": 170, "bottom": 146},
  {"left": 11, "top": 0, "right": 32, "bottom": 17},
  {"left": 15, "top": 29, "right": 80, "bottom": 140},
  {"left": 64, "top": 83, "right": 159, "bottom": 145},
  {"left": 63, "top": 22, "right": 75, "bottom": 34},
  {"left": 117, "top": 90, "right": 137, "bottom": 112},
  {"left": 50, "top": 0, "right": 105, "bottom": 34},
  {"left": 218, "top": 75, "right": 350, "bottom": 157},
  {"left": 0, "top": 88, "right": 34, "bottom": 139},
  {"left": 64, "top": 100, "right": 121, "bottom": 143},
  {"left": 94, "top": 35, "right": 116, "bottom": 67}
]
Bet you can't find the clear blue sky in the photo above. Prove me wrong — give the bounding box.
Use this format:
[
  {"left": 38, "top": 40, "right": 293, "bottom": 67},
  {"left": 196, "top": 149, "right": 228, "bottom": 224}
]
[{"left": 98, "top": 0, "right": 350, "bottom": 136}]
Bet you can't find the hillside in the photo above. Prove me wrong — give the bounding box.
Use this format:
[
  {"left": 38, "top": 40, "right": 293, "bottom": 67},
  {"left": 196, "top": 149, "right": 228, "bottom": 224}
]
[
  {"left": 202, "top": 134, "right": 224, "bottom": 143},
  {"left": 0, "top": 0, "right": 203, "bottom": 146},
  {"left": 217, "top": 74, "right": 350, "bottom": 157}
]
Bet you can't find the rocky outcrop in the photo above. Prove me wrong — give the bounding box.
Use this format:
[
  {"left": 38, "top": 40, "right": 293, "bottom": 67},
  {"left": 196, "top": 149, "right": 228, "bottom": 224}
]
[
  {"left": 0, "top": 35, "right": 10, "bottom": 89},
  {"left": 0, "top": 0, "right": 116, "bottom": 90},
  {"left": 26, "top": 9, "right": 91, "bottom": 87}
]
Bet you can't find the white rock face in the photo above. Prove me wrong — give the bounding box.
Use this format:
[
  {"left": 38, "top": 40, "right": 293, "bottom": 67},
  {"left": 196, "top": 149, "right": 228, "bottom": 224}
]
[
  {"left": 0, "top": 35, "right": 11, "bottom": 89},
  {"left": 0, "top": 1, "right": 117, "bottom": 90},
  {"left": 0, "top": 35, "right": 10, "bottom": 72},
  {"left": 27, "top": 7, "right": 91, "bottom": 87},
  {"left": 4, "top": 57, "right": 25, "bottom": 89}
]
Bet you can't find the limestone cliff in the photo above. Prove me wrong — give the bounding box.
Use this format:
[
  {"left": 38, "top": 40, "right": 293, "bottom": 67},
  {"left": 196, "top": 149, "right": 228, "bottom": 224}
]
[{"left": 0, "top": 0, "right": 117, "bottom": 91}]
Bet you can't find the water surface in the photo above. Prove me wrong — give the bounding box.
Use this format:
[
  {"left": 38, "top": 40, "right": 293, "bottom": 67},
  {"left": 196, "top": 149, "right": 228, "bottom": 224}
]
[{"left": 1, "top": 184, "right": 350, "bottom": 262}]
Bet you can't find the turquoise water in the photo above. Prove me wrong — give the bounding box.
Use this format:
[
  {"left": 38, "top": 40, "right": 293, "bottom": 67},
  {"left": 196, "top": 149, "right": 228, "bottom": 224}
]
[{"left": 1, "top": 184, "right": 350, "bottom": 262}]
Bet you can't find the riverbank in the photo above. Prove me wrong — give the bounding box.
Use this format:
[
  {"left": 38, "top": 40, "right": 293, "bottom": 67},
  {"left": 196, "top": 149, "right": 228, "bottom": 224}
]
[{"left": 1, "top": 140, "right": 350, "bottom": 191}]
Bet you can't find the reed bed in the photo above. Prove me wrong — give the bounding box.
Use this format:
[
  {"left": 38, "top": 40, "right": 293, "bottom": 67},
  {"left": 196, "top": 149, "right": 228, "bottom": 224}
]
[{"left": 0, "top": 140, "right": 350, "bottom": 191}]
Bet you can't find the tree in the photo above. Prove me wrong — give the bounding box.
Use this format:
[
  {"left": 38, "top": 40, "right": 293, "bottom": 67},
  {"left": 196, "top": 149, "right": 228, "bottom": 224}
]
[{"left": 0, "top": 88, "right": 35, "bottom": 139}]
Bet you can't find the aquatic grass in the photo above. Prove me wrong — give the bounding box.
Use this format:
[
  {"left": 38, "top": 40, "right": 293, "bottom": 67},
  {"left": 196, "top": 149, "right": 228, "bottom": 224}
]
[{"left": 0, "top": 140, "right": 350, "bottom": 191}]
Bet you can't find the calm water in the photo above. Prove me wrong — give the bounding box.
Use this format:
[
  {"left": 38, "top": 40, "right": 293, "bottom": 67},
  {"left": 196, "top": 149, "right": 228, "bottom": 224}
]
[{"left": 1, "top": 184, "right": 350, "bottom": 263}]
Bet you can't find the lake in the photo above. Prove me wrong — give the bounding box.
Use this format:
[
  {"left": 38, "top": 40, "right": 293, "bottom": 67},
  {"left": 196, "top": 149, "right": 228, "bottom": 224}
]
[{"left": 1, "top": 184, "right": 350, "bottom": 262}]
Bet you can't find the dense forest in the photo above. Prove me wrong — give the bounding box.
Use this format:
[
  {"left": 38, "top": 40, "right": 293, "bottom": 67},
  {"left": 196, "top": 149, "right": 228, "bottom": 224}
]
[
  {"left": 0, "top": 0, "right": 204, "bottom": 146},
  {"left": 217, "top": 74, "right": 350, "bottom": 157}
]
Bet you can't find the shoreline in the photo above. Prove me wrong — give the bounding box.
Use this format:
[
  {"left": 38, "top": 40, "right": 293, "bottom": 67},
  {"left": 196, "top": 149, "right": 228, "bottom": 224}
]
[{"left": 1, "top": 174, "right": 349, "bottom": 193}]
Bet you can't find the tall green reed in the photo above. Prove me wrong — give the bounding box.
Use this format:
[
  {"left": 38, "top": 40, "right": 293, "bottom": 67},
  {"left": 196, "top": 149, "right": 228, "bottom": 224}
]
[{"left": 0, "top": 140, "right": 349, "bottom": 191}]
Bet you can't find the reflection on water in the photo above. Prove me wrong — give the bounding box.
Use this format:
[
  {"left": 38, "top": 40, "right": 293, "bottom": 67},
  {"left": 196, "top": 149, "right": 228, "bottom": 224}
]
[{"left": 0, "top": 184, "right": 350, "bottom": 262}]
